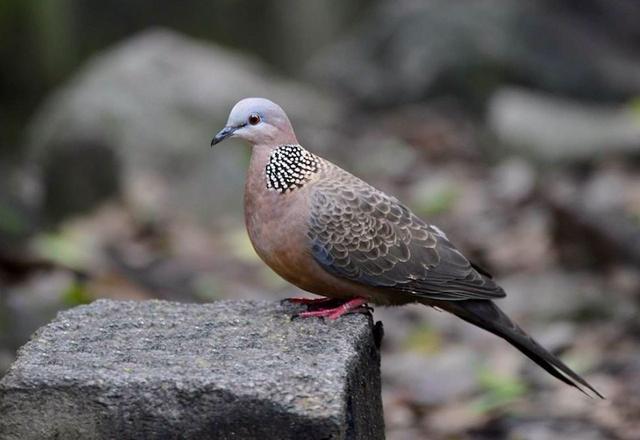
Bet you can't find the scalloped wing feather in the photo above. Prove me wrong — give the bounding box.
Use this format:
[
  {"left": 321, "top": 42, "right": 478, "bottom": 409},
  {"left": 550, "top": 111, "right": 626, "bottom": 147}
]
[{"left": 307, "top": 167, "right": 506, "bottom": 301}]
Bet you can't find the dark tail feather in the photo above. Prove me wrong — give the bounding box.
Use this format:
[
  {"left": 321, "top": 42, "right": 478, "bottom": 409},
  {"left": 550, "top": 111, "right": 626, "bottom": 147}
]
[{"left": 440, "top": 299, "right": 604, "bottom": 399}]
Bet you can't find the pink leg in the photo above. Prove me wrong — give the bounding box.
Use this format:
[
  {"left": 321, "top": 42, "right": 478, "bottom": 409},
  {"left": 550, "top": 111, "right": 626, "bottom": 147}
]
[
  {"left": 285, "top": 296, "right": 336, "bottom": 305},
  {"left": 295, "top": 297, "right": 369, "bottom": 321}
]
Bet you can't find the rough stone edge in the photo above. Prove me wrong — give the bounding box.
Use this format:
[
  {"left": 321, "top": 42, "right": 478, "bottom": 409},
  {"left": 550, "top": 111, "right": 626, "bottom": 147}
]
[{"left": 0, "top": 301, "right": 385, "bottom": 440}]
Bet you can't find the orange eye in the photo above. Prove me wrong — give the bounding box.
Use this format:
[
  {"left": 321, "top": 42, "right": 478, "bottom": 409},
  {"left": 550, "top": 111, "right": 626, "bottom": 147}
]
[{"left": 248, "top": 114, "right": 261, "bottom": 125}]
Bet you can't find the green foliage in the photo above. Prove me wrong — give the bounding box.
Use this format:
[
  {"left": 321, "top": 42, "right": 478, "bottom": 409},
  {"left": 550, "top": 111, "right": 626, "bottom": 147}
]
[
  {"left": 61, "top": 281, "right": 92, "bottom": 306},
  {"left": 629, "top": 96, "right": 640, "bottom": 119},
  {"left": 473, "top": 368, "right": 527, "bottom": 414},
  {"left": 31, "top": 232, "right": 89, "bottom": 270},
  {"left": 402, "top": 323, "right": 441, "bottom": 354},
  {"left": 416, "top": 185, "right": 460, "bottom": 216}
]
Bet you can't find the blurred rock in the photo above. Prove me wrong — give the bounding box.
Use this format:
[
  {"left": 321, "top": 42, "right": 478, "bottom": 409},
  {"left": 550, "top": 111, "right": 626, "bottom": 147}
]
[
  {"left": 545, "top": 169, "right": 640, "bottom": 267},
  {"left": 483, "top": 207, "right": 554, "bottom": 273},
  {"left": 608, "top": 265, "right": 640, "bottom": 298},
  {"left": 499, "top": 271, "right": 607, "bottom": 320},
  {"left": 489, "top": 88, "right": 640, "bottom": 162},
  {"left": 0, "top": 161, "right": 39, "bottom": 249},
  {"left": 28, "top": 29, "right": 343, "bottom": 226},
  {"left": 346, "top": 135, "right": 419, "bottom": 181},
  {"left": 490, "top": 157, "right": 536, "bottom": 204},
  {"left": 583, "top": 169, "right": 630, "bottom": 212},
  {"left": 533, "top": 322, "right": 577, "bottom": 353},
  {"left": 0, "top": 195, "right": 36, "bottom": 252},
  {"left": 41, "top": 139, "right": 120, "bottom": 223},
  {"left": 381, "top": 348, "right": 477, "bottom": 406},
  {"left": 310, "top": 0, "right": 640, "bottom": 106}
]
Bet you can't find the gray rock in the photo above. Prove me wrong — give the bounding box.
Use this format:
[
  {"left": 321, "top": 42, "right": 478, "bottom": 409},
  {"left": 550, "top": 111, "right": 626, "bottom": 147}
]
[
  {"left": 498, "top": 271, "right": 607, "bottom": 320},
  {"left": 545, "top": 171, "right": 640, "bottom": 267},
  {"left": 488, "top": 88, "right": 640, "bottom": 161},
  {"left": 490, "top": 157, "right": 536, "bottom": 204},
  {"left": 0, "top": 159, "right": 39, "bottom": 246},
  {"left": 27, "top": 29, "right": 343, "bottom": 225},
  {"left": 309, "top": 0, "right": 640, "bottom": 106},
  {"left": 381, "top": 348, "right": 477, "bottom": 406},
  {"left": 0, "top": 299, "right": 383, "bottom": 440}
]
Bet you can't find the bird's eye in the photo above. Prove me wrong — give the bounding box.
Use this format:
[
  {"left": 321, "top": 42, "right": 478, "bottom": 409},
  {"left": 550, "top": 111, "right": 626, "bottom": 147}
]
[{"left": 248, "top": 114, "right": 261, "bottom": 125}]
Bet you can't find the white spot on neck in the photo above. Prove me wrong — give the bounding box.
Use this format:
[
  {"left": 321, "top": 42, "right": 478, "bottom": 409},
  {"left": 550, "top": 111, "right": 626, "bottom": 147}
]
[{"left": 266, "top": 145, "right": 320, "bottom": 193}]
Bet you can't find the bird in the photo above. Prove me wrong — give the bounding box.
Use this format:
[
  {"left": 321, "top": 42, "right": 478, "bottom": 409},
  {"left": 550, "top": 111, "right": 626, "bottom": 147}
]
[{"left": 211, "top": 97, "right": 603, "bottom": 398}]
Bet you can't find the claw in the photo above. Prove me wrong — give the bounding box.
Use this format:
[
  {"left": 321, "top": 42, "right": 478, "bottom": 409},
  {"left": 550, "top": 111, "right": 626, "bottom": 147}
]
[{"left": 293, "top": 297, "right": 369, "bottom": 321}]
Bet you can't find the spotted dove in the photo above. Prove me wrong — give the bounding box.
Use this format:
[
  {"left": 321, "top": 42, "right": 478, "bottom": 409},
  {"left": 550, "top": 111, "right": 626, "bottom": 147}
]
[{"left": 211, "top": 97, "right": 602, "bottom": 398}]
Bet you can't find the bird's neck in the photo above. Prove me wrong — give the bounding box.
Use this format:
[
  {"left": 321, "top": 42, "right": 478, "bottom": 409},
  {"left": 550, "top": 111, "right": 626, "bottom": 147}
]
[
  {"left": 248, "top": 143, "right": 321, "bottom": 194},
  {"left": 248, "top": 144, "right": 274, "bottom": 175}
]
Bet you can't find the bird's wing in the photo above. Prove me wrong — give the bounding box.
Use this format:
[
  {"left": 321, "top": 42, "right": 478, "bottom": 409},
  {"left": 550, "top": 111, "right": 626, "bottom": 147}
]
[{"left": 307, "top": 168, "right": 505, "bottom": 301}]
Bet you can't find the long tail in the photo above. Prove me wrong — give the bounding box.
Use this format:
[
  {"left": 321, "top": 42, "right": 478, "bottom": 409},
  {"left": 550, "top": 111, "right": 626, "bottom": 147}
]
[{"left": 438, "top": 299, "right": 603, "bottom": 399}]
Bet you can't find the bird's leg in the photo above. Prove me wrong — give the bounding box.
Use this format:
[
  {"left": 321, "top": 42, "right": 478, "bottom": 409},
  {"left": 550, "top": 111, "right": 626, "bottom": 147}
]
[
  {"left": 294, "top": 297, "right": 369, "bottom": 320},
  {"left": 284, "top": 296, "right": 336, "bottom": 305}
]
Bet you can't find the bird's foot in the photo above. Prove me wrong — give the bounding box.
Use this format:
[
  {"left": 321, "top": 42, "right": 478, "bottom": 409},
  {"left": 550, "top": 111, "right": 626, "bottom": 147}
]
[{"left": 294, "top": 297, "right": 370, "bottom": 321}]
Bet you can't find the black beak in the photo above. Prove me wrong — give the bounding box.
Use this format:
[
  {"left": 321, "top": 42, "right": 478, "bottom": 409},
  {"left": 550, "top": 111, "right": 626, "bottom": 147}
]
[{"left": 211, "top": 126, "right": 236, "bottom": 147}]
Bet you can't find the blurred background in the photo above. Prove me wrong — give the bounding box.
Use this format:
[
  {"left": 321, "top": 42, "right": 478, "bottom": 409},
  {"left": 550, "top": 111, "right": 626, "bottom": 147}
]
[{"left": 1, "top": 1, "right": 640, "bottom": 438}]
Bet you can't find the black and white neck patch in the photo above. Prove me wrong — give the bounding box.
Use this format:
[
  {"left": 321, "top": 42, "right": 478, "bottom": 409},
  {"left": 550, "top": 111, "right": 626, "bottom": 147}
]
[{"left": 266, "top": 144, "right": 320, "bottom": 193}]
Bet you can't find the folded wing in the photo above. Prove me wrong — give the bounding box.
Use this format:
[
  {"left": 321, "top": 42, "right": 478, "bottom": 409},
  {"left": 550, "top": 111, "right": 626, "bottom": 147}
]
[{"left": 307, "top": 168, "right": 505, "bottom": 301}]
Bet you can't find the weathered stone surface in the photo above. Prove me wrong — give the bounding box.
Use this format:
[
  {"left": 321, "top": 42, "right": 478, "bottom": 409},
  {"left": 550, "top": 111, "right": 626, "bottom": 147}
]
[{"left": 0, "top": 299, "right": 383, "bottom": 440}]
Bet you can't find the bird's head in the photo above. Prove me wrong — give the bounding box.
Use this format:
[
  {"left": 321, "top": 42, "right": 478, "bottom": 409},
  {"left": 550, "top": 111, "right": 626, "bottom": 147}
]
[{"left": 211, "top": 98, "right": 298, "bottom": 147}]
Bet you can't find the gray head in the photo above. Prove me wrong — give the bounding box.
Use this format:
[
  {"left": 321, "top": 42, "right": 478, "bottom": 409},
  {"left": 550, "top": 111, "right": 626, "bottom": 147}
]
[{"left": 211, "top": 98, "right": 298, "bottom": 147}]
